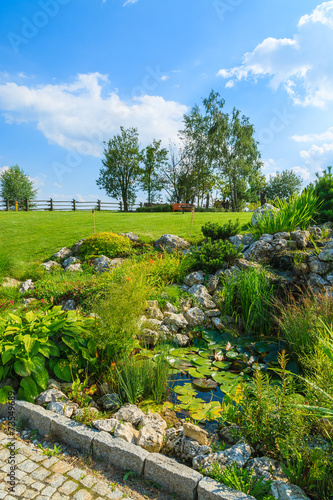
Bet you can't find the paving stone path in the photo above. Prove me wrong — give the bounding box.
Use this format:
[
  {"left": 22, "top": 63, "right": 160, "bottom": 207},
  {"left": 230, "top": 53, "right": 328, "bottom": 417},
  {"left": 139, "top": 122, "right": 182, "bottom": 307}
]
[{"left": 0, "top": 431, "right": 175, "bottom": 500}]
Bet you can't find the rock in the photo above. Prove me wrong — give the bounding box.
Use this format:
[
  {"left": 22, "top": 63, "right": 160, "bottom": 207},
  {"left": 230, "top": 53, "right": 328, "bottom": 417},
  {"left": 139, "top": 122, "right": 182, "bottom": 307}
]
[
  {"left": 146, "top": 305, "right": 164, "bottom": 321},
  {"left": 183, "top": 439, "right": 211, "bottom": 461},
  {"left": 260, "top": 233, "right": 274, "bottom": 243},
  {"left": 229, "top": 235, "right": 244, "bottom": 249},
  {"left": 114, "top": 404, "right": 145, "bottom": 426},
  {"left": 65, "top": 263, "right": 83, "bottom": 272},
  {"left": 23, "top": 298, "right": 35, "bottom": 306},
  {"left": 62, "top": 300, "right": 76, "bottom": 311},
  {"left": 98, "top": 382, "right": 112, "bottom": 396},
  {"left": 140, "top": 412, "right": 167, "bottom": 432},
  {"left": 173, "top": 334, "right": 190, "bottom": 346},
  {"left": 301, "top": 435, "right": 331, "bottom": 452},
  {"left": 246, "top": 457, "right": 288, "bottom": 482},
  {"left": 139, "top": 329, "right": 160, "bottom": 346},
  {"left": 48, "top": 401, "right": 77, "bottom": 418},
  {"left": 211, "top": 317, "right": 226, "bottom": 330},
  {"left": 63, "top": 256, "right": 79, "bottom": 268},
  {"left": 41, "top": 260, "right": 61, "bottom": 272},
  {"left": 164, "top": 302, "right": 178, "bottom": 314},
  {"left": 308, "top": 226, "right": 322, "bottom": 240},
  {"left": 143, "top": 318, "right": 162, "bottom": 330},
  {"left": 154, "top": 234, "right": 191, "bottom": 253},
  {"left": 291, "top": 231, "right": 310, "bottom": 249},
  {"left": 318, "top": 249, "right": 333, "bottom": 262},
  {"left": 251, "top": 203, "right": 278, "bottom": 226},
  {"left": 137, "top": 425, "right": 164, "bottom": 452},
  {"left": 164, "top": 428, "right": 211, "bottom": 461},
  {"left": 274, "top": 232, "right": 290, "bottom": 240},
  {"left": 205, "top": 309, "right": 221, "bottom": 317},
  {"left": 92, "top": 418, "right": 120, "bottom": 433},
  {"left": 193, "top": 440, "right": 252, "bottom": 472},
  {"left": 184, "top": 271, "right": 205, "bottom": 287},
  {"left": 187, "top": 284, "right": 216, "bottom": 309},
  {"left": 47, "top": 379, "right": 62, "bottom": 391},
  {"left": 180, "top": 298, "right": 193, "bottom": 312},
  {"left": 93, "top": 255, "right": 123, "bottom": 273},
  {"left": 159, "top": 324, "right": 172, "bottom": 339},
  {"left": 243, "top": 240, "right": 274, "bottom": 263},
  {"left": 270, "top": 481, "right": 310, "bottom": 500},
  {"left": 272, "top": 239, "right": 288, "bottom": 252},
  {"left": 164, "top": 427, "right": 183, "bottom": 456},
  {"left": 219, "top": 425, "right": 242, "bottom": 444},
  {"left": 243, "top": 234, "right": 254, "bottom": 246},
  {"left": 235, "top": 259, "right": 262, "bottom": 271},
  {"left": 183, "top": 422, "right": 208, "bottom": 445},
  {"left": 19, "top": 279, "right": 35, "bottom": 293},
  {"left": 52, "top": 247, "right": 73, "bottom": 261},
  {"left": 2, "top": 277, "right": 20, "bottom": 288},
  {"left": 308, "top": 273, "right": 328, "bottom": 288},
  {"left": 71, "top": 239, "right": 85, "bottom": 255},
  {"left": 325, "top": 272, "right": 333, "bottom": 285},
  {"left": 73, "top": 407, "right": 99, "bottom": 418},
  {"left": 98, "top": 394, "right": 121, "bottom": 412},
  {"left": 184, "top": 307, "right": 205, "bottom": 327},
  {"left": 162, "top": 313, "right": 188, "bottom": 332},
  {"left": 114, "top": 422, "right": 138, "bottom": 444},
  {"left": 207, "top": 275, "right": 219, "bottom": 293},
  {"left": 120, "top": 232, "right": 139, "bottom": 242},
  {"left": 308, "top": 257, "right": 330, "bottom": 275},
  {"left": 36, "top": 388, "right": 68, "bottom": 406}
]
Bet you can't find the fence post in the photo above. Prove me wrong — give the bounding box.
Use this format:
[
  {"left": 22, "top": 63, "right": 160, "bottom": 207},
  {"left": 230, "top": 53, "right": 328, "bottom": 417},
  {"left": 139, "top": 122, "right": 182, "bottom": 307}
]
[
  {"left": 50, "top": 198, "right": 53, "bottom": 211},
  {"left": 119, "top": 201, "right": 122, "bottom": 211},
  {"left": 6, "top": 199, "right": 9, "bottom": 211},
  {"left": 72, "top": 199, "right": 76, "bottom": 211},
  {"left": 25, "top": 198, "right": 29, "bottom": 211},
  {"left": 97, "top": 199, "right": 101, "bottom": 211}
]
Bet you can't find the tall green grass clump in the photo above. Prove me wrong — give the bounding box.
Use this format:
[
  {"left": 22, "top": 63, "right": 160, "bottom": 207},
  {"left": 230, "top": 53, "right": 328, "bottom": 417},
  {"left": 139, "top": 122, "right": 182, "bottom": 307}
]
[
  {"left": 0, "top": 251, "right": 14, "bottom": 279},
  {"left": 250, "top": 190, "right": 322, "bottom": 239},
  {"left": 220, "top": 266, "right": 274, "bottom": 336}
]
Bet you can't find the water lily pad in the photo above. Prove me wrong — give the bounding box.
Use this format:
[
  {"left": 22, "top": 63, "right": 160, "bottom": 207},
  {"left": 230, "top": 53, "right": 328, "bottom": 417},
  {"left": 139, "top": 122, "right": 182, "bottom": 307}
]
[
  {"left": 192, "top": 378, "right": 218, "bottom": 390},
  {"left": 198, "top": 349, "right": 216, "bottom": 358},
  {"left": 173, "top": 383, "right": 196, "bottom": 395},
  {"left": 177, "top": 394, "right": 196, "bottom": 405},
  {"left": 169, "top": 348, "right": 190, "bottom": 358},
  {"left": 254, "top": 341, "right": 270, "bottom": 354},
  {"left": 197, "top": 366, "right": 215, "bottom": 377},
  {"left": 230, "top": 361, "right": 249, "bottom": 373},
  {"left": 169, "top": 359, "right": 193, "bottom": 370},
  {"left": 212, "top": 372, "right": 240, "bottom": 384},
  {"left": 188, "top": 368, "right": 203, "bottom": 378},
  {"left": 226, "top": 351, "right": 239, "bottom": 360},
  {"left": 213, "top": 361, "right": 231, "bottom": 370},
  {"left": 192, "top": 357, "right": 212, "bottom": 367},
  {"left": 263, "top": 351, "right": 279, "bottom": 365}
]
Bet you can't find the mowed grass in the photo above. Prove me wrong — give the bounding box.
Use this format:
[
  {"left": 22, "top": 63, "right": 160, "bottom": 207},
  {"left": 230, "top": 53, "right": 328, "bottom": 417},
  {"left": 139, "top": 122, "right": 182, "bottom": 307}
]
[{"left": 0, "top": 211, "right": 251, "bottom": 265}]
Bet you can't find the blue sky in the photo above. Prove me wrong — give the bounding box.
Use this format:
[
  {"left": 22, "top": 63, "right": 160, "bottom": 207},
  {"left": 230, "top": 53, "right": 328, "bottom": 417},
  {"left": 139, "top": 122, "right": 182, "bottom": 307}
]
[{"left": 0, "top": 0, "right": 332, "bottom": 203}]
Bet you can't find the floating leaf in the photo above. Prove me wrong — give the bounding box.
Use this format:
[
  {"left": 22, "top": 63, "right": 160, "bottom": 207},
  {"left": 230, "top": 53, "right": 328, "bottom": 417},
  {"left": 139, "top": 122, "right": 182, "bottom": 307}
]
[
  {"left": 263, "top": 351, "right": 279, "bottom": 365},
  {"left": 173, "top": 384, "right": 196, "bottom": 396},
  {"left": 177, "top": 394, "right": 196, "bottom": 405},
  {"left": 230, "top": 361, "right": 249, "bottom": 373},
  {"left": 197, "top": 366, "right": 215, "bottom": 377},
  {"left": 254, "top": 341, "right": 270, "bottom": 354},
  {"left": 188, "top": 368, "right": 203, "bottom": 378},
  {"left": 191, "top": 357, "right": 212, "bottom": 367},
  {"left": 213, "top": 361, "right": 231, "bottom": 370},
  {"left": 212, "top": 372, "right": 240, "bottom": 385},
  {"left": 192, "top": 378, "right": 218, "bottom": 390},
  {"left": 226, "top": 351, "right": 239, "bottom": 360},
  {"left": 169, "top": 359, "right": 193, "bottom": 371}
]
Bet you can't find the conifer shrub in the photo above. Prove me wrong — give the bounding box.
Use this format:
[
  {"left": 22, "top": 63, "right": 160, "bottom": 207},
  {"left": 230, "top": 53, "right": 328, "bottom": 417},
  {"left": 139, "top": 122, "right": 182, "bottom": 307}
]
[
  {"left": 80, "top": 232, "right": 132, "bottom": 260},
  {"left": 201, "top": 219, "right": 240, "bottom": 240},
  {"left": 313, "top": 166, "right": 333, "bottom": 223},
  {"left": 191, "top": 238, "right": 242, "bottom": 271}
]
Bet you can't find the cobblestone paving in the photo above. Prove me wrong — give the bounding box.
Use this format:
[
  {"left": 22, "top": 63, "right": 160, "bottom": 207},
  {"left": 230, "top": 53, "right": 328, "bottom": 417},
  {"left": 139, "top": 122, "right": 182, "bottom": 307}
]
[{"left": 0, "top": 431, "right": 175, "bottom": 500}]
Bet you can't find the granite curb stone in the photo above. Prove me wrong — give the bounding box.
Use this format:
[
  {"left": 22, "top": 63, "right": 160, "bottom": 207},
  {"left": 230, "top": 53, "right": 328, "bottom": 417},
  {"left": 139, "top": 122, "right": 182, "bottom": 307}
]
[{"left": 197, "top": 477, "right": 256, "bottom": 500}]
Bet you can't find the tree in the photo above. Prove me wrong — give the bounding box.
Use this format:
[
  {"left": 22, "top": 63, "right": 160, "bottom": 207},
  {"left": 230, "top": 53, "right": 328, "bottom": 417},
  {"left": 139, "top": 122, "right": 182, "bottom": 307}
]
[
  {"left": 0, "top": 165, "right": 37, "bottom": 208},
  {"left": 312, "top": 166, "right": 333, "bottom": 222},
  {"left": 266, "top": 169, "right": 302, "bottom": 200},
  {"left": 97, "top": 127, "right": 141, "bottom": 211},
  {"left": 160, "top": 143, "right": 195, "bottom": 203},
  {"left": 202, "top": 90, "right": 263, "bottom": 212},
  {"left": 140, "top": 139, "right": 168, "bottom": 205}
]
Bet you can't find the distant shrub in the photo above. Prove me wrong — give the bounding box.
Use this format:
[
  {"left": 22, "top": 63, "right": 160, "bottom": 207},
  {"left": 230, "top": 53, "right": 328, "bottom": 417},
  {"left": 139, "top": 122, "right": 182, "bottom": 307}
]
[
  {"left": 80, "top": 232, "right": 132, "bottom": 260},
  {"left": 136, "top": 204, "right": 172, "bottom": 212},
  {"left": 191, "top": 238, "right": 242, "bottom": 271},
  {"left": 312, "top": 166, "right": 333, "bottom": 223},
  {"left": 202, "top": 219, "right": 240, "bottom": 240}
]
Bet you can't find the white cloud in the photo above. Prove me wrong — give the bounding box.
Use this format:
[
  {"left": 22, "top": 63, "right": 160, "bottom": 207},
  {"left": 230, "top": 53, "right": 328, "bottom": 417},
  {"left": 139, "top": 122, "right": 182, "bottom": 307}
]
[
  {"left": 53, "top": 183, "right": 63, "bottom": 188},
  {"left": 123, "top": 0, "right": 139, "bottom": 5},
  {"left": 292, "top": 126, "right": 333, "bottom": 143},
  {"left": 161, "top": 75, "right": 169, "bottom": 81},
  {"left": 292, "top": 166, "right": 311, "bottom": 181},
  {"left": 0, "top": 73, "right": 188, "bottom": 157},
  {"left": 217, "top": 1, "right": 333, "bottom": 107},
  {"left": 0, "top": 166, "right": 9, "bottom": 175},
  {"left": 291, "top": 125, "right": 333, "bottom": 171}
]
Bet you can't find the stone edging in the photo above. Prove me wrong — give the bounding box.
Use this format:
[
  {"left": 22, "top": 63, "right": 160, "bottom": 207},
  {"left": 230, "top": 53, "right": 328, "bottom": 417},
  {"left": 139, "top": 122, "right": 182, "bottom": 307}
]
[{"left": 0, "top": 401, "right": 255, "bottom": 500}]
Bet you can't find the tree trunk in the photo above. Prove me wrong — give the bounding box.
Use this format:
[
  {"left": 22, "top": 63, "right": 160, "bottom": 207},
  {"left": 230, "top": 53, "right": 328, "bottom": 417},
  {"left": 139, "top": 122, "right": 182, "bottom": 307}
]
[{"left": 206, "top": 192, "right": 210, "bottom": 209}]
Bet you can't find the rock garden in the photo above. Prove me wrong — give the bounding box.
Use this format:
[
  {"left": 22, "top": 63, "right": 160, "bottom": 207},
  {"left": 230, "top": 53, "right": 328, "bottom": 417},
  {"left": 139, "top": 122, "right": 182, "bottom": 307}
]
[{"left": 1, "top": 190, "right": 333, "bottom": 500}]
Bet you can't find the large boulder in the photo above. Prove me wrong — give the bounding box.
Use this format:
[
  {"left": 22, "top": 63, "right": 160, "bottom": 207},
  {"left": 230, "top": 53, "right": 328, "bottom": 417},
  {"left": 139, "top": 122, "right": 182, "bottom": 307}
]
[
  {"left": 41, "top": 260, "right": 61, "bottom": 272},
  {"left": 184, "top": 307, "right": 205, "bottom": 327},
  {"left": 154, "top": 234, "right": 191, "bottom": 253},
  {"left": 308, "top": 257, "right": 330, "bottom": 275},
  {"left": 291, "top": 230, "right": 310, "bottom": 249},
  {"left": 63, "top": 256, "right": 79, "bottom": 268},
  {"left": 92, "top": 418, "right": 120, "bottom": 433},
  {"left": 318, "top": 249, "right": 333, "bottom": 262},
  {"left": 65, "top": 263, "right": 83, "bottom": 273},
  {"left": 113, "top": 404, "right": 145, "bottom": 426},
  {"left": 52, "top": 247, "right": 73, "bottom": 261},
  {"left": 120, "top": 232, "right": 139, "bottom": 242},
  {"left": 98, "top": 393, "right": 121, "bottom": 412},
  {"left": 187, "top": 284, "right": 216, "bottom": 309},
  {"left": 36, "top": 388, "right": 68, "bottom": 406},
  {"left": 183, "top": 422, "right": 208, "bottom": 445},
  {"left": 93, "top": 255, "right": 123, "bottom": 273},
  {"left": 162, "top": 313, "right": 188, "bottom": 332},
  {"left": 114, "top": 422, "right": 138, "bottom": 444},
  {"left": 246, "top": 457, "right": 288, "bottom": 482},
  {"left": 229, "top": 234, "right": 245, "bottom": 249},
  {"left": 184, "top": 271, "right": 205, "bottom": 287},
  {"left": 193, "top": 440, "right": 252, "bottom": 472},
  {"left": 270, "top": 481, "right": 310, "bottom": 500},
  {"left": 243, "top": 240, "right": 274, "bottom": 263},
  {"left": 71, "top": 239, "right": 85, "bottom": 255},
  {"left": 251, "top": 204, "right": 278, "bottom": 226}
]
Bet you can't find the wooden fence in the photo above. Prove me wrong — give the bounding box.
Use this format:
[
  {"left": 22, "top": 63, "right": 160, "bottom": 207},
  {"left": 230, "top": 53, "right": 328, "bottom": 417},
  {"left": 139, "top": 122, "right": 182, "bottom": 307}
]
[{"left": 0, "top": 199, "right": 141, "bottom": 212}]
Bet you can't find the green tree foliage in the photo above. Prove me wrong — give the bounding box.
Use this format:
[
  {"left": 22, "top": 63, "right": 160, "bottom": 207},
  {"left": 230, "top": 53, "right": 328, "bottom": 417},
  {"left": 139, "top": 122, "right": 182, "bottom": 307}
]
[
  {"left": 312, "top": 166, "right": 333, "bottom": 222},
  {"left": 203, "top": 90, "right": 263, "bottom": 212},
  {"left": 140, "top": 139, "right": 168, "bottom": 205},
  {"left": 0, "top": 165, "right": 37, "bottom": 208},
  {"left": 97, "top": 127, "right": 141, "bottom": 211},
  {"left": 266, "top": 169, "right": 303, "bottom": 200},
  {"left": 161, "top": 143, "right": 194, "bottom": 203}
]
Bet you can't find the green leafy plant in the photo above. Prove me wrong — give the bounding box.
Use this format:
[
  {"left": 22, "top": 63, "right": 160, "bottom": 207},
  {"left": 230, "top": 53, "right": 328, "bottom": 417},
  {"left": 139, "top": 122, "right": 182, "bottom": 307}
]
[
  {"left": 67, "top": 371, "right": 97, "bottom": 407},
  {"left": 191, "top": 238, "right": 242, "bottom": 271},
  {"left": 204, "top": 462, "right": 274, "bottom": 500},
  {"left": 201, "top": 220, "right": 240, "bottom": 241},
  {"left": 0, "top": 307, "right": 96, "bottom": 402},
  {"left": 38, "top": 443, "right": 63, "bottom": 456},
  {"left": 312, "top": 166, "right": 333, "bottom": 223},
  {"left": 249, "top": 189, "right": 322, "bottom": 239},
  {"left": 80, "top": 231, "right": 132, "bottom": 260}
]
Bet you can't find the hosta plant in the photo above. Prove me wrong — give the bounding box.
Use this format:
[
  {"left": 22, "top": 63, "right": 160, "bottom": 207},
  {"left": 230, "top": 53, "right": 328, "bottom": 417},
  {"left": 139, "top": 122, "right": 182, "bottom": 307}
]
[{"left": 0, "top": 307, "right": 96, "bottom": 403}]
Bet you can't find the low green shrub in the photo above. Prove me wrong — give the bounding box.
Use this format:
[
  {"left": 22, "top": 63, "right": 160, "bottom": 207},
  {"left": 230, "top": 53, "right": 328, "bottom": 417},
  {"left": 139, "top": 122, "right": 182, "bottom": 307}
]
[
  {"left": 201, "top": 219, "right": 240, "bottom": 240},
  {"left": 0, "top": 307, "right": 96, "bottom": 403},
  {"left": 191, "top": 239, "right": 242, "bottom": 272},
  {"left": 249, "top": 190, "right": 322, "bottom": 239},
  {"left": 204, "top": 463, "right": 274, "bottom": 500},
  {"left": 136, "top": 204, "right": 172, "bottom": 212},
  {"left": 220, "top": 266, "right": 274, "bottom": 336},
  {"left": 80, "top": 232, "right": 132, "bottom": 260},
  {"left": 312, "top": 166, "right": 333, "bottom": 223}
]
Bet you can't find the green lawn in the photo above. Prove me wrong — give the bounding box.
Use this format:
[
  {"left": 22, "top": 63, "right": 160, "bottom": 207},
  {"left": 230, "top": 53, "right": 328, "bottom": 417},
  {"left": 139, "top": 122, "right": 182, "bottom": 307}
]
[{"left": 0, "top": 211, "right": 251, "bottom": 264}]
